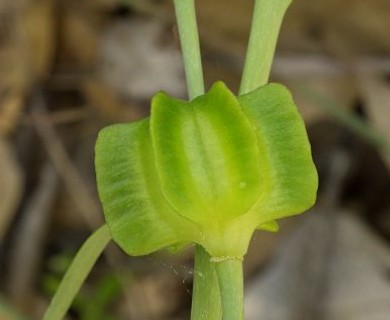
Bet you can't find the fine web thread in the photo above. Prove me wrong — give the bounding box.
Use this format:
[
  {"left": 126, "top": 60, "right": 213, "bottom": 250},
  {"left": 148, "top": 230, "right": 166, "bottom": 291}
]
[{"left": 146, "top": 256, "right": 205, "bottom": 295}]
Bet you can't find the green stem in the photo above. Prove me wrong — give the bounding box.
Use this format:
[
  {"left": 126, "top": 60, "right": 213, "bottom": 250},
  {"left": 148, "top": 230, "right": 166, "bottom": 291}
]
[
  {"left": 173, "top": 1, "right": 220, "bottom": 319},
  {"left": 173, "top": 0, "right": 204, "bottom": 99},
  {"left": 43, "top": 225, "right": 111, "bottom": 320},
  {"left": 190, "top": 246, "right": 222, "bottom": 320},
  {"left": 214, "top": 258, "right": 244, "bottom": 320},
  {"left": 239, "top": 0, "right": 292, "bottom": 95}
]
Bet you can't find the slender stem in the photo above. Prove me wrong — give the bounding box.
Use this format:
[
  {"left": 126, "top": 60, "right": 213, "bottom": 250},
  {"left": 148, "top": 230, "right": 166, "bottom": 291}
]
[
  {"left": 173, "top": 1, "right": 220, "bottom": 319},
  {"left": 43, "top": 225, "right": 111, "bottom": 320},
  {"left": 297, "top": 84, "right": 390, "bottom": 151},
  {"left": 214, "top": 258, "right": 244, "bottom": 320},
  {"left": 190, "top": 246, "right": 222, "bottom": 320},
  {"left": 173, "top": 0, "right": 205, "bottom": 99},
  {"left": 239, "top": 0, "right": 292, "bottom": 95}
]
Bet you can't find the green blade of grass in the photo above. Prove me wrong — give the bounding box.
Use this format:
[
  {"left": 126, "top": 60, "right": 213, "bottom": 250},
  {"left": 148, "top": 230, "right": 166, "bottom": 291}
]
[
  {"left": 298, "top": 84, "right": 390, "bottom": 152},
  {"left": 43, "top": 225, "right": 111, "bottom": 320}
]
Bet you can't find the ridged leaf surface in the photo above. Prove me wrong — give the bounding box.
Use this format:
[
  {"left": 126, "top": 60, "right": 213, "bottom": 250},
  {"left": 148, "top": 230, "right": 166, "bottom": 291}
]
[
  {"left": 95, "top": 82, "right": 318, "bottom": 258},
  {"left": 151, "top": 82, "right": 262, "bottom": 225},
  {"left": 238, "top": 83, "right": 318, "bottom": 226},
  {"left": 95, "top": 120, "right": 197, "bottom": 256}
]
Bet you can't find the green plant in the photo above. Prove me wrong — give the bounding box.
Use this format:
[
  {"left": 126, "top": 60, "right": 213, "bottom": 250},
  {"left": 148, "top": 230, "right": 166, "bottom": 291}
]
[
  {"left": 43, "top": 251, "right": 121, "bottom": 320},
  {"left": 43, "top": 0, "right": 318, "bottom": 319}
]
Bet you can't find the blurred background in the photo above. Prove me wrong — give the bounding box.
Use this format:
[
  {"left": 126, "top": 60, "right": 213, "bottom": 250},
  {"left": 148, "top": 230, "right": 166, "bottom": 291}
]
[{"left": 0, "top": 0, "right": 390, "bottom": 319}]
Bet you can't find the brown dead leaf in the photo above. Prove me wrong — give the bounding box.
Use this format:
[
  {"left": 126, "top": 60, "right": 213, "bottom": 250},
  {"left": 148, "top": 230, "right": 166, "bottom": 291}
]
[
  {"left": 22, "top": 0, "right": 56, "bottom": 81},
  {"left": 0, "top": 91, "right": 25, "bottom": 135},
  {"left": 280, "top": 0, "right": 390, "bottom": 54},
  {"left": 61, "top": 6, "right": 100, "bottom": 68},
  {"left": 83, "top": 80, "right": 138, "bottom": 122},
  {"left": 0, "top": 31, "right": 30, "bottom": 93},
  {"left": 83, "top": 0, "right": 119, "bottom": 11},
  {"left": 0, "top": 0, "right": 55, "bottom": 103},
  {"left": 0, "top": 137, "right": 23, "bottom": 243}
]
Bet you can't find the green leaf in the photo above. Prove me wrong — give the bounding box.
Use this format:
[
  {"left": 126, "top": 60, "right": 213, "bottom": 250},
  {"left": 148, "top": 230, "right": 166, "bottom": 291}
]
[
  {"left": 43, "top": 225, "right": 111, "bottom": 320},
  {"left": 258, "top": 220, "right": 279, "bottom": 232},
  {"left": 151, "top": 82, "right": 262, "bottom": 225},
  {"left": 95, "top": 81, "right": 317, "bottom": 259},
  {"left": 95, "top": 119, "right": 197, "bottom": 256},
  {"left": 238, "top": 83, "right": 318, "bottom": 226}
]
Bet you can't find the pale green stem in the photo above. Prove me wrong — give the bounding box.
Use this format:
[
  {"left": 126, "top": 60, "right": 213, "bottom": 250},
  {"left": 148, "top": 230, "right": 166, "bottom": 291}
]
[
  {"left": 173, "top": 0, "right": 204, "bottom": 99},
  {"left": 190, "top": 246, "right": 222, "bottom": 320},
  {"left": 173, "top": 1, "right": 220, "bottom": 319},
  {"left": 43, "top": 225, "right": 111, "bottom": 320},
  {"left": 239, "top": 0, "right": 292, "bottom": 95},
  {"left": 214, "top": 258, "right": 244, "bottom": 320}
]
